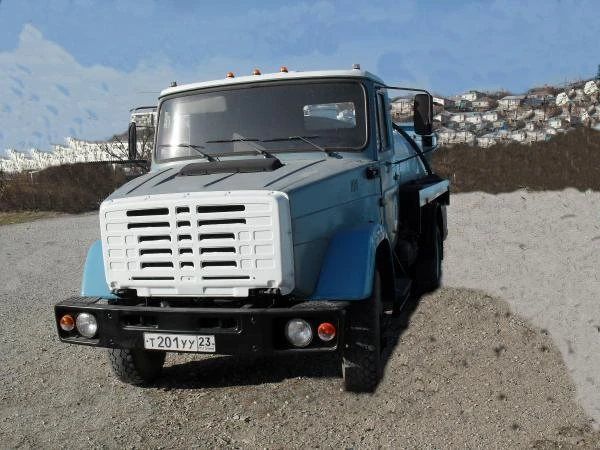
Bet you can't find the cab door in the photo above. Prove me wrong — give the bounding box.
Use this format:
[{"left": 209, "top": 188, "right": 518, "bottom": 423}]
[{"left": 375, "top": 89, "right": 400, "bottom": 247}]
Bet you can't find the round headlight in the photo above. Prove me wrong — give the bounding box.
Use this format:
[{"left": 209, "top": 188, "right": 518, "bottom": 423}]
[
  {"left": 76, "top": 313, "right": 98, "bottom": 338},
  {"left": 285, "top": 318, "right": 313, "bottom": 347}
]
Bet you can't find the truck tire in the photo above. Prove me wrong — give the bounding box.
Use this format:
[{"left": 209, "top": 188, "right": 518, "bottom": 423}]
[
  {"left": 342, "top": 269, "right": 383, "bottom": 393},
  {"left": 413, "top": 223, "right": 442, "bottom": 295},
  {"left": 107, "top": 349, "right": 166, "bottom": 385}
]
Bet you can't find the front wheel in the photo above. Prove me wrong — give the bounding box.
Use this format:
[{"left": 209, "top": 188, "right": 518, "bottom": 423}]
[
  {"left": 107, "top": 349, "right": 166, "bottom": 385},
  {"left": 342, "top": 269, "right": 383, "bottom": 393}
]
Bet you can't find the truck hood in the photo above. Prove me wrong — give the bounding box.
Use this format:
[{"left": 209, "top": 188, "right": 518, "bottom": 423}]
[{"left": 106, "top": 156, "right": 373, "bottom": 201}]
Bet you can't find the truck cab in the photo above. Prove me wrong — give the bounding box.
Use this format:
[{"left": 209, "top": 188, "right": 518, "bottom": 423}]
[{"left": 55, "top": 66, "right": 449, "bottom": 392}]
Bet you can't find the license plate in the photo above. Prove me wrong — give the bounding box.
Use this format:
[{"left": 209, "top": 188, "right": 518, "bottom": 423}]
[{"left": 143, "top": 333, "right": 216, "bottom": 353}]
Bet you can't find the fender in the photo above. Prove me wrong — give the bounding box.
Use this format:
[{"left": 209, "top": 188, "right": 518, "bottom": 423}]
[
  {"left": 80, "top": 240, "right": 116, "bottom": 299},
  {"left": 308, "top": 222, "right": 387, "bottom": 301}
]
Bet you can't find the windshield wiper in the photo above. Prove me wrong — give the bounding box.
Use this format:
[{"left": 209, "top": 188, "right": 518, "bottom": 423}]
[
  {"left": 263, "top": 135, "right": 341, "bottom": 158},
  {"left": 205, "top": 137, "right": 278, "bottom": 160},
  {"left": 158, "top": 143, "right": 218, "bottom": 162}
]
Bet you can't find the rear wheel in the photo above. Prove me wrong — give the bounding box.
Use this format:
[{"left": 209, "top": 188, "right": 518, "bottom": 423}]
[
  {"left": 342, "top": 269, "right": 384, "bottom": 393},
  {"left": 107, "top": 349, "right": 166, "bottom": 385}
]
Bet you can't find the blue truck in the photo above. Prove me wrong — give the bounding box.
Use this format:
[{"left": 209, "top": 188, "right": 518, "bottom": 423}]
[{"left": 55, "top": 65, "right": 449, "bottom": 392}]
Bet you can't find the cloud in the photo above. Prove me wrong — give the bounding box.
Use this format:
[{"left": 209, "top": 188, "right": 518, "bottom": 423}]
[{"left": 0, "top": 24, "right": 176, "bottom": 151}]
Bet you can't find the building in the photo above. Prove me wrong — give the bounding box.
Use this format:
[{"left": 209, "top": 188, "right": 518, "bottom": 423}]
[
  {"left": 472, "top": 97, "right": 493, "bottom": 110},
  {"left": 448, "top": 112, "right": 466, "bottom": 123},
  {"left": 498, "top": 95, "right": 525, "bottom": 110},
  {"left": 433, "top": 110, "right": 452, "bottom": 124},
  {"left": 460, "top": 90, "right": 482, "bottom": 102},
  {"left": 482, "top": 111, "right": 499, "bottom": 122},
  {"left": 390, "top": 97, "right": 413, "bottom": 115},
  {"left": 548, "top": 117, "right": 567, "bottom": 129},
  {"left": 433, "top": 96, "right": 455, "bottom": 108},
  {"left": 464, "top": 112, "right": 482, "bottom": 124}
]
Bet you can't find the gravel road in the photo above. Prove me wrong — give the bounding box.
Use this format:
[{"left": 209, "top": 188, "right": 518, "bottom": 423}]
[{"left": 1, "top": 196, "right": 599, "bottom": 449}]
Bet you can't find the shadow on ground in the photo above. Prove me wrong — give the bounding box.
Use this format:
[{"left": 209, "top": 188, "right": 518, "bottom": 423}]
[{"left": 147, "top": 291, "right": 428, "bottom": 391}]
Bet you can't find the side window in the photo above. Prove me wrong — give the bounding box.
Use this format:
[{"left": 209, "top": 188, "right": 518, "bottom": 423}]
[{"left": 376, "top": 93, "right": 390, "bottom": 151}]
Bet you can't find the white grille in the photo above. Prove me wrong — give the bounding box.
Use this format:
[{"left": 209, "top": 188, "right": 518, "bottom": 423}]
[{"left": 100, "top": 191, "right": 294, "bottom": 297}]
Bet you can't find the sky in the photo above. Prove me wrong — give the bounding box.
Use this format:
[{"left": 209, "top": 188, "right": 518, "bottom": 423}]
[{"left": 1, "top": 0, "right": 599, "bottom": 154}]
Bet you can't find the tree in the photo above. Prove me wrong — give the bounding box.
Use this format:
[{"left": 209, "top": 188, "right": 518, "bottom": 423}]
[{"left": 100, "top": 125, "right": 154, "bottom": 173}]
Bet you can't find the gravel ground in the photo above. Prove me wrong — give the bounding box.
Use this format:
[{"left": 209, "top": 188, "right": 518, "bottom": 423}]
[{"left": 1, "top": 194, "right": 599, "bottom": 449}]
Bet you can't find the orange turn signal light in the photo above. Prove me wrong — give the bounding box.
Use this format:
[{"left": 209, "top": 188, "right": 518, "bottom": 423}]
[
  {"left": 280, "top": 66, "right": 288, "bottom": 73},
  {"left": 226, "top": 72, "right": 235, "bottom": 78},
  {"left": 317, "top": 322, "right": 336, "bottom": 341},
  {"left": 59, "top": 314, "right": 75, "bottom": 332},
  {"left": 252, "top": 68, "right": 261, "bottom": 75}
]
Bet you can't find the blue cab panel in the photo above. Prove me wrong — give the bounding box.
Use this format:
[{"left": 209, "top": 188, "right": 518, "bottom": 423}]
[
  {"left": 308, "top": 222, "right": 386, "bottom": 301},
  {"left": 81, "top": 240, "right": 116, "bottom": 300}
]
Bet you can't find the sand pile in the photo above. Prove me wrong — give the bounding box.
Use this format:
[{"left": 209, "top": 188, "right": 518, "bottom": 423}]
[{"left": 443, "top": 188, "right": 600, "bottom": 426}]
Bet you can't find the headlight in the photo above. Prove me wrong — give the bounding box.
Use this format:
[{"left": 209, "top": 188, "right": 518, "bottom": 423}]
[
  {"left": 76, "top": 313, "right": 98, "bottom": 338},
  {"left": 285, "top": 318, "right": 313, "bottom": 347}
]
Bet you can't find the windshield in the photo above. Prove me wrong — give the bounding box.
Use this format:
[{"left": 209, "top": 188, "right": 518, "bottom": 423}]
[{"left": 155, "top": 80, "right": 367, "bottom": 161}]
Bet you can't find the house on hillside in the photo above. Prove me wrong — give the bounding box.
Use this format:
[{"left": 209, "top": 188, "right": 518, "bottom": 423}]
[
  {"left": 524, "top": 121, "right": 538, "bottom": 131},
  {"left": 560, "top": 113, "right": 581, "bottom": 126},
  {"left": 433, "top": 110, "right": 452, "bottom": 124},
  {"left": 437, "top": 128, "right": 475, "bottom": 145},
  {"left": 493, "top": 119, "right": 508, "bottom": 130},
  {"left": 482, "top": 110, "right": 499, "bottom": 122},
  {"left": 498, "top": 95, "right": 525, "bottom": 110},
  {"left": 472, "top": 97, "right": 493, "bottom": 110},
  {"left": 477, "top": 132, "right": 503, "bottom": 147},
  {"left": 390, "top": 97, "right": 413, "bottom": 115},
  {"left": 525, "top": 130, "right": 549, "bottom": 143},
  {"left": 460, "top": 90, "right": 483, "bottom": 102},
  {"left": 464, "top": 112, "right": 482, "bottom": 125},
  {"left": 508, "top": 130, "right": 527, "bottom": 142},
  {"left": 448, "top": 112, "right": 466, "bottom": 123},
  {"left": 449, "top": 95, "right": 472, "bottom": 110},
  {"left": 548, "top": 117, "right": 567, "bottom": 129},
  {"left": 433, "top": 97, "right": 455, "bottom": 108}
]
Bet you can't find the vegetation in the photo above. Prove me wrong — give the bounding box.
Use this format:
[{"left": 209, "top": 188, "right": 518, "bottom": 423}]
[
  {"left": 432, "top": 127, "right": 600, "bottom": 193},
  {"left": 0, "top": 162, "right": 128, "bottom": 214},
  {"left": 0, "top": 127, "right": 598, "bottom": 222}
]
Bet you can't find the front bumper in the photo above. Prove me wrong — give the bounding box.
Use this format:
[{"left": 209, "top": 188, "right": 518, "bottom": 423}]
[{"left": 55, "top": 297, "right": 347, "bottom": 355}]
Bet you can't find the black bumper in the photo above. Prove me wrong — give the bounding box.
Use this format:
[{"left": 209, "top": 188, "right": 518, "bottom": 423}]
[{"left": 55, "top": 297, "right": 348, "bottom": 355}]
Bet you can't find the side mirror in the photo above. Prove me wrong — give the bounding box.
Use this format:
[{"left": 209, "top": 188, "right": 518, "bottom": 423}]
[
  {"left": 414, "top": 93, "right": 433, "bottom": 135},
  {"left": 128, "top": 122, "right": 137, "bottom": 160}
]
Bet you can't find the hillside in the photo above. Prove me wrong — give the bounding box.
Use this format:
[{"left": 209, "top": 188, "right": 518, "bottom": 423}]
[{"left": 431, "top": 127, "right": 600, "bottom": 193}]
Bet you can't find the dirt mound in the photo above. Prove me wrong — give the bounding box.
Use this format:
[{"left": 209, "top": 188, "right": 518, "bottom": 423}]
[{"left": 431, "top": 127, "right": 600, "bottom": 193}]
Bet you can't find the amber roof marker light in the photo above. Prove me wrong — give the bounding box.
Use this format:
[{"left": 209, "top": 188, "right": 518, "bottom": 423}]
[
  {"left": 280, "top": 66, "right": 288, "bottom": 73},
  {"left": 252, "top": 68, "right": 262, "bottom": 76},
  {"left": 226, "top": 72, "right": 235, "bottom": 78}
]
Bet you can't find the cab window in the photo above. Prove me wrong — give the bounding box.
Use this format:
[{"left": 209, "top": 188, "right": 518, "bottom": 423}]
[{"left": 376, "top": 92, "right": 390, "bottom": 151}]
